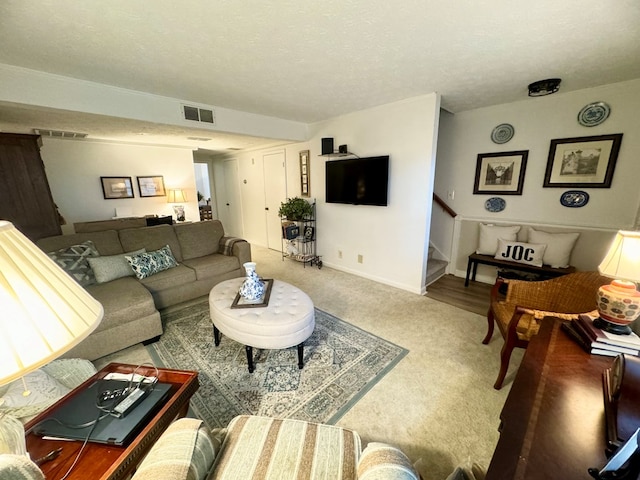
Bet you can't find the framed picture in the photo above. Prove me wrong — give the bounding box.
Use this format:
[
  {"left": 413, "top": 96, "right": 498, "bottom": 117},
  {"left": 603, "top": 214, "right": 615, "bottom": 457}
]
[
  {"left": 100, "top": 176, "right": 134, "bottom": 199},
  {"left": 473, "top": 150, "right": 528, "bottom": 195},
  {"left": 137, "top": 175, "right": 166, "bottom": 197},
  {"left": 303, "top": 225, "right": 315, "bottom": 241},
  {"left": 299, "top": 150, "right": 310, "bottom": 197},
  {"left": 543, "top": 134, "right": 623, "bottom": 188}
]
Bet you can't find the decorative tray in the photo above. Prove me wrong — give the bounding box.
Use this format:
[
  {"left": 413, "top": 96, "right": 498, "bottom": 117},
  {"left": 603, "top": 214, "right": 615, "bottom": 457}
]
[{"left": 230, "top": 279, "right": 274, "bottom": 309}]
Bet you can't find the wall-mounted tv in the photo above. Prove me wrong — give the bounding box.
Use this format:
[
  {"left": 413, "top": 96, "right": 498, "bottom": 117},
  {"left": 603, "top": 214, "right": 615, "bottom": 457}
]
[{"left": 325, "top": 155, "right": 389, "bottom": 206}]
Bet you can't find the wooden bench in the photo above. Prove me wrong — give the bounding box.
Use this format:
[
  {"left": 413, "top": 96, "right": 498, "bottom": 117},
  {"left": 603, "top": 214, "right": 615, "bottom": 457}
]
[{"left": 465, "top": 253, "right": 576, "bottom": 287}]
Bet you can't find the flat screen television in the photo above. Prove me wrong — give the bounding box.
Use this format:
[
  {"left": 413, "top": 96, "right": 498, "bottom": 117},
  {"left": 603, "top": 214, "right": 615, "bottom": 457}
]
[{"left": 325, "top": 155, "right": 389, "bottom": 206}]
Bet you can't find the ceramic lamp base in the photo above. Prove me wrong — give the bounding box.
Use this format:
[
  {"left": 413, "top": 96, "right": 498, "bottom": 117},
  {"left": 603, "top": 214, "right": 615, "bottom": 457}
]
[
  {"left": 596, "top": 280, "right": 640, "bottom": 336},
  {"left": 593, "top": 317, "right": 633, "bottom": 336}
]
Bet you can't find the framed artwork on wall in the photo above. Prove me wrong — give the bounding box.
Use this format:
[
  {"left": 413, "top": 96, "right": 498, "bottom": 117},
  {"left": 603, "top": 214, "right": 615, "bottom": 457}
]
[
  {"left": 299, "top": 150, "right": 310, "bottom": 197},
  {"left": 100, "top": 176, "right": 134, "bottom": 199},
  {"left": 137, "top": 175, "right": 166, "bottom": 197},
  {"left": 473, "top": 150, "right": 528, "bottom": 195},
  {"left": 543, "top": 134, "right": 623, "bottom": 188}
]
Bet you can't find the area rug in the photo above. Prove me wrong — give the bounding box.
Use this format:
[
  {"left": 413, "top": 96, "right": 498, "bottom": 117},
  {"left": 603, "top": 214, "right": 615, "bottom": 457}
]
[{"left": 147, "top": 299, "right": 408, "bottom": 429}]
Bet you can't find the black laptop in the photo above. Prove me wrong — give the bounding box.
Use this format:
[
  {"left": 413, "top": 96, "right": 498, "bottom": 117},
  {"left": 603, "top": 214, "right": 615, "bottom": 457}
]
[{"left": 33, "top": 379, "right": 172, "bottom": 446}]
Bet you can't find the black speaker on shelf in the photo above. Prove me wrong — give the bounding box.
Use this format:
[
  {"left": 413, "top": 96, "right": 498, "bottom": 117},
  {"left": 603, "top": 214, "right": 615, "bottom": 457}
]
[
  {"left": 321, "top": 138, "right": 334, "bottom": 155},
  {"left": 338, "top": 144, "right": 348, "bottom": 154}
]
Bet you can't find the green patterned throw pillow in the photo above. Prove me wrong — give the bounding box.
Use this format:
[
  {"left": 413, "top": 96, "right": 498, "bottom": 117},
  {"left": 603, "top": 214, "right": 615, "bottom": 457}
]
[
  {"left": 125, "top": 245, "right": 178, "bottom": 279},
  {"left": 47, "top": 240, "right": 99, "bottom": 286}
]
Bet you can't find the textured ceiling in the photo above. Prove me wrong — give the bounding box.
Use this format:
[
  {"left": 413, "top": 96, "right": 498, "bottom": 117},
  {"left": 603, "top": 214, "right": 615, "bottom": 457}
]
[{"left": 0, "top": 0, "right": 639, "bottom": 149}]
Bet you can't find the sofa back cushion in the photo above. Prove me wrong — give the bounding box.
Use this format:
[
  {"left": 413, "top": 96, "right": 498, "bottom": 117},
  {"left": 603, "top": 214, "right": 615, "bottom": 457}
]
[
  {"left": 175, "top": 221, "right": 225, "bottom": 261},
  {"left": 119, "top": 224, "right": 183, "bottom": 262},
  {"left": 37, "top": 230, "right": 124, "bottom": 256}
]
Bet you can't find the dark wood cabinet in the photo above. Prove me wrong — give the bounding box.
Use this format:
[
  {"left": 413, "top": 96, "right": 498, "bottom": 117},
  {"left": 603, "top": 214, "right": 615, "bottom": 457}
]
[
  {"left": 0, "top": 133, "right": 61, "bottom": 241},
  {"left": 486, "top": 317, "right": 613, "bottom": 479}
]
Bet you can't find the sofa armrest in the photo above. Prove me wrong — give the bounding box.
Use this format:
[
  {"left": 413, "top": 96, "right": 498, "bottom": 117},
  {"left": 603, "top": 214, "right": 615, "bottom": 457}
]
[
  {"left": 131, "top": 418, "right": 218, "bottom": 480},
  {"left": 358, "top": 442, "right": 420, "bottom": 479},
  {"left": 0, "top": 455, "right": 44, "bottom": 480},
  {"left": 218, "top": 236, "right": 251, "bottom": 265}
]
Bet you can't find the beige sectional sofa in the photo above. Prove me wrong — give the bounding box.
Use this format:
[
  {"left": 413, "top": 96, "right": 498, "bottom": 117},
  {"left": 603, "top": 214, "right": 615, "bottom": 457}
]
[{"left": 36, "top": 220, "right": 251, "bottom": 361}]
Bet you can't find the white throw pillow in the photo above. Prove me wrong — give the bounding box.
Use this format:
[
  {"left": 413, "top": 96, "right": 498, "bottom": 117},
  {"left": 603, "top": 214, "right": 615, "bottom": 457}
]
[
  {"left": 476, "top": 224, "right": 521, "bottom": 255},
  {"left": 1, "top": 370, "right": 70, "bottom": 407},
  {"left": 494, "top": 239, "right": 547, "bottom": 267},
  {"left": 528, "top": 228, "right": 579, "bottom": 268},
  {"left": 87, "top": 248, "right": 146, "bottom": 283}
]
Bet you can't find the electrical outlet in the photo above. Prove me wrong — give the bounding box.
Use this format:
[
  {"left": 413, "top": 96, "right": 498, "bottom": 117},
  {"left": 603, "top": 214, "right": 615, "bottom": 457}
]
[
  {"left": 447, "top": 190, "right": 455, "bottom": 200},
  {"left": 357, "top": 254, "right": 363, "bottom": 264},
  {"left": 338, "top": 250, "right": 342, "bottom": 259}
]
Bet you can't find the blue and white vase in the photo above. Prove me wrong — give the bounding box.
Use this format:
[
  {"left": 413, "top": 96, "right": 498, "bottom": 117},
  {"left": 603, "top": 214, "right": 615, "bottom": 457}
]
[{"left": 239, "top": 262, "right": 265, "bottom": 301}]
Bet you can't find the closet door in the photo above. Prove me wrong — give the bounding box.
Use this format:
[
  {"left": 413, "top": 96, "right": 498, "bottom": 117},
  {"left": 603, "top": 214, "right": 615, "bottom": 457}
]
[{"left": 0, "top": 133, "right": 61, "bottom": 241}]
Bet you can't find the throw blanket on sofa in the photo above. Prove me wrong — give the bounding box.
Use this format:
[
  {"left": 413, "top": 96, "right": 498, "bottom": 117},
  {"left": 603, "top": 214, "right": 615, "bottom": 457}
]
[{"left": 219, "top": 237, "right": 247, "bottom": 256}]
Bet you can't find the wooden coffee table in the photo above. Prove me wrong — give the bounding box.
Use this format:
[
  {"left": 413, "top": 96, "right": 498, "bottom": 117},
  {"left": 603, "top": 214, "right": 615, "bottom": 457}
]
[{"left": 25, "top": 362, "right": 199, "bottom": 480}]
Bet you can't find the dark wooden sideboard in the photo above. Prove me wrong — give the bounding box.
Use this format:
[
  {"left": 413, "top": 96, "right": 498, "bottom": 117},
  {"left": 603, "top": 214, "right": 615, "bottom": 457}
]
[{"left": 486, "top": 317, "right": 614, "bottom": 479}]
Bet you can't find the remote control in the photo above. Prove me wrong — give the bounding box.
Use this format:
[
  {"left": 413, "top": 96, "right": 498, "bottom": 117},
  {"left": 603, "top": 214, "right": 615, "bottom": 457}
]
[{"left": 112, "top": 387, "right": 149, "bottom": 418}]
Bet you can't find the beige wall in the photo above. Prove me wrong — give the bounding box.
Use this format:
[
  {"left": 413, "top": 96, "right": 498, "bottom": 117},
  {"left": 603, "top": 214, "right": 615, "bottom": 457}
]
[{"left": 432, "top": 78, "right": 640, "bottom": 281}]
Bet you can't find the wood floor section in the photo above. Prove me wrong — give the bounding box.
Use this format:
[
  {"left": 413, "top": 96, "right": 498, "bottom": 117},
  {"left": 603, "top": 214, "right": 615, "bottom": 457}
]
[{"left": 425, "top": 274, "right": 492, "bottom": 316}]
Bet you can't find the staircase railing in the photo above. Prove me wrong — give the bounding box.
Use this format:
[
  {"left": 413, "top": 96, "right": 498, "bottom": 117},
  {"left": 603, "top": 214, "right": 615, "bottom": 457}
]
[{"left": 433, "top": 193, "right": 457, "bottom": 218}]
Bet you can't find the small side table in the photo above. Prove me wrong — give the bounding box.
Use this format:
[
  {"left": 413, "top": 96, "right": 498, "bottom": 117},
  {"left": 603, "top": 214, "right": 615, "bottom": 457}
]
[{"left": 25, "top": 362, "right": 199, "bottom": 480}]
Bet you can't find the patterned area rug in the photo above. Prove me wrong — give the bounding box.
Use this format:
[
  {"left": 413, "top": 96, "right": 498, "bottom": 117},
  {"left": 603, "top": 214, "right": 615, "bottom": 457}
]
[{"left": 147, "top": 299, "right": 408, "bottom": 428}]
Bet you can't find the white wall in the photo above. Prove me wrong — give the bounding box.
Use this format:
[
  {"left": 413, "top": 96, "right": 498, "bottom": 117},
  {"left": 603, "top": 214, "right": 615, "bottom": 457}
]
[
  {"left": 432, "top": 78, "right": 640, "bottom": 273},
  {"left": 40, "top": 138, "right": 199, "bottom": 233}
]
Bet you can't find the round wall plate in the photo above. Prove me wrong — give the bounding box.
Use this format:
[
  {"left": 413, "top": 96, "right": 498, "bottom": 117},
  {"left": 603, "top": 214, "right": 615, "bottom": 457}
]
[
  {"left": 560, "top": 190, "right": 589, "bottom": 208},
  {"left": 485, "top": 197, "right": 506, "bottom": 212},
  {"left": 578, "top": 102, "right": 610, "bottom": 127},
  {"left": 491, "top": 124, "right": 515, "bottom": 144}
]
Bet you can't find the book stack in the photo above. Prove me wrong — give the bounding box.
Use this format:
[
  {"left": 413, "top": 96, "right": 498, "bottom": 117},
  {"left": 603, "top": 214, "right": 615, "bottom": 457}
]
[{"left": 562, "top": 314, "right": 640, "bottom": 357}]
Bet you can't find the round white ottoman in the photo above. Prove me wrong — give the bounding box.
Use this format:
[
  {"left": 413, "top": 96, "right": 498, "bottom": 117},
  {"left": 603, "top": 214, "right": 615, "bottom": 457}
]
[{"left": 208, "top": 278, "right": 315, "bottom": 373}]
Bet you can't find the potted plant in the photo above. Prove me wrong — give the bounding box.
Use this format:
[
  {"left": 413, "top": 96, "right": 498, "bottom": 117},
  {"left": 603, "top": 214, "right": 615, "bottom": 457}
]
[{"left": 278, "top": 197, "right": 313, "bottom": 220}]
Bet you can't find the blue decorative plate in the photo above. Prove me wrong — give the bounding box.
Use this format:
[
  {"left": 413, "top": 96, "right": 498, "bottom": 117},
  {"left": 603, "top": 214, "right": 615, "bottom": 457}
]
[
  {"left": 491, "top": 123, "right": 515, "bottom": 144},
  {"left": 485, "top": 197, "right": 506, "bottom": 212},
  {"left": 560, "top": 190, "right": 589, "bottom": 208},
  {"left": 578, "top": 102, "right": 610, "bottom": 127}
]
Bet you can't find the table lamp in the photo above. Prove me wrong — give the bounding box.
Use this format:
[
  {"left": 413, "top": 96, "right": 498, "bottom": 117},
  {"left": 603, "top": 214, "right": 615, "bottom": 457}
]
[
  {"left": 167, "top": 189, "right": 187, "bottom": 222},
  {"left": 595, "top": 230, "right": 640, "bottom": 335},
  {"left": 0, "top": 220, "right": 103, "bottom": 454}
]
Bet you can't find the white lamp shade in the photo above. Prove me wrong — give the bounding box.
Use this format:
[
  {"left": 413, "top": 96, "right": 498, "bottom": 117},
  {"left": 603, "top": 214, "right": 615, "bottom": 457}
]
[
  {"left": 598, "top": 230, "right": 640, "bottom": 283},
  {"left": 167, "top": 189, "right": 187, "bottom": 203},
  {"left": 0, "top": 221, "right": 103, "bottom": 386}
]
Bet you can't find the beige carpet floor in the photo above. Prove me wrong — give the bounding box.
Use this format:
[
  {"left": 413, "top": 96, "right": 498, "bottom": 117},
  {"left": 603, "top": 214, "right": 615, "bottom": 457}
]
[{"left": 95, "top": 245, "right": 524, "bottom": 480}]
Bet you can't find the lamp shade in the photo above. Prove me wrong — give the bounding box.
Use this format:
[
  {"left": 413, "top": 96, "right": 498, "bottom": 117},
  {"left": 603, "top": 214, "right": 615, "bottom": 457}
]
[
  {"left": 167, "top": 189, "right": 187, "bottom": 203},
  {"left": 598, "top": 231, "right": 640, "bottom": 283},
  {"left": 0, "top": 221, "right": 103, "bottom": 386}
]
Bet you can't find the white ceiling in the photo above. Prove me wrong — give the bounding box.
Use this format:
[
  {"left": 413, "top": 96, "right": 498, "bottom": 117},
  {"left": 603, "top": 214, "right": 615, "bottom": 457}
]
[{"left": 1, "top": 0, "right": 639, "bottom": 150}]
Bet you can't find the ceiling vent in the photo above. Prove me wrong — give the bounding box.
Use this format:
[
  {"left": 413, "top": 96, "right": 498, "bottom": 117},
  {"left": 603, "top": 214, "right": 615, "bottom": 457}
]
[
  {"left": 33, "top": 129, "right": 88, "bottom": 139},
  {"left": 187, "top": 136, "right": 212, "bottom": 141},
  {"left": 182, "top": 105, "right": 215, "bottom": 125}
]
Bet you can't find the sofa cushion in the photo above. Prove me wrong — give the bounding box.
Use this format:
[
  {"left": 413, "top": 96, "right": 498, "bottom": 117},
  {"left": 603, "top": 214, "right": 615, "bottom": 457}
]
[
  {"left": 132, "top": 418, "right": 217, "bottom": 480},
  {"left": 46, "top": 240, "right": 99, "bottom": 286},
  {"left": 210, "top": 415, "right": 361, "bottom": 479},
  {"left": 358, "top": 442, "right": 420, "bottom": 480},
  {"left": 181, "top": 254, "right": 240, "bottom": 280},
  {"left": 494, "top": 239, "right": 546, "bottom": 267},
  {"left": 37, "top": 230, "right": 124, "bottom": 256},
  {"left": 528, "top": 227, "right": 580, "bottom": 268},
  {"left": 139, "top": 264, "right": 197, "bottom": 292},
  {"left": 175, "top": 221, "right": 225, "bottom": 260},
  {"left": 119, "top": 224, "right": 183, "bottom": 262},
  {"left": 87, "top": 248, "right": 145, "bottom": 283},
  {"left": 476, "top": 224, "right": 521, "bottom": 255},
  {"left": 126, "top": 245, "right": 178, "bottom": 280},
  {"left": 86, "top": 277, "right": 157, "bottom": 331}
]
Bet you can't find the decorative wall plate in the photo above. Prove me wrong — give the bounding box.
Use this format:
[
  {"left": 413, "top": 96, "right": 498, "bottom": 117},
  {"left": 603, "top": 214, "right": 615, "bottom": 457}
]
[
  {"left": 560, "top": 190, "right": 589, "bottom": 208},
  {"left": 491, "top": 123, "right": 515, "bottom": 144},
  {"left": 485, "top": 197, "right": 506, "bottom": 212},
  {"left": 578, "top": 102, "right": 610, "bottom": 127}
]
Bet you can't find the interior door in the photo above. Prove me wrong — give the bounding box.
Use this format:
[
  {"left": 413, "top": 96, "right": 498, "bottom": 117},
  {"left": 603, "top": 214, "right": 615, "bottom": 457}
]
[
  {"left": 0, "top": 133, "right": 61, "bottom": 241},
  {"left": 220, "top": 159, "right": 243, "bottom": 237},
  {"left": 263, "top": 151, "right": 287, "bottom": 251}
]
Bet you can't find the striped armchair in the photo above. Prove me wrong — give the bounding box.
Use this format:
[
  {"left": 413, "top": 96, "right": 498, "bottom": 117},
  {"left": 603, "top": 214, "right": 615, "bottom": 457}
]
[{"left": 131, "top": 415, "right": 420, "bottom": 480}]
